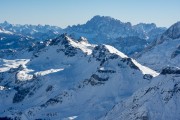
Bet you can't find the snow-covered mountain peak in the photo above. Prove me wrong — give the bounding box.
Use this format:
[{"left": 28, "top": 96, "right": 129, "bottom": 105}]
[
  {"left": 87, "top": 15, "right": 132, "bottom": 30},
  {"left": 78, "top": 36, "right": 88, "bottom": 43},
  {"left": 133, "top": 23, "right": 157, "bottom": 31},
  {"left": 104, "top": 45, "right": 128, "bottom": 58},
  {"left": 162, "top": 21, "right": 180, "bottom": 40},
  {"left": 132, "top": 23, "right": 158, "bottom": 38},
  {"left": 105, "top": 45, "right": 159, "bottom": 77},
  {"left": 0, "top": 27, "right": 13, "bottom": 35},
  {"left": 64, "top": 16, "right": 166, "bottom": 55},
  {"left": 154, "top": 21, "right": 180, "bottom": 45},
  {"left": 92, "top": 44, "right": 129, "bottom": 63},
  {"left": 86, "top": 15, "right": 125, "bottom": 26},
  {"left": 65, "top": 15, "right": 133, "bottom": 39},
  {"left": 48, "top": 36, "right": 160, "bottom": 79},
  {"left": 0, "top": 21, "right": 63, "bottom": 42},
  {"left": 1, "top": 21, "right": 10, "bottom": 27},
  {"left": 137, "top": 21, "right": 180, "bottom": 71},
  {"left": 91, "top": 44, "right": 159, "bottom": 77},
  {"left": 64, "top": 35, "right": 95, "bottom": 55},
  {"left": 27, "top": 34, "right": 95, "bottom": 58},
  {"left": 91, "top": 15, "right": 115, "bottom": 21}
]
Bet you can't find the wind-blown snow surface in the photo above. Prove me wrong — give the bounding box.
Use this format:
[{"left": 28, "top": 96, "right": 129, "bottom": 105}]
[{"left": 0, "top": 34, "right": 160, "bottom": 120}]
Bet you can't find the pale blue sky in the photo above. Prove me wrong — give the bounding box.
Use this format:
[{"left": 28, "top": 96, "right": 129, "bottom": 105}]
[{"left": 0, "top": 0, "right": 179, "bottom": 28}]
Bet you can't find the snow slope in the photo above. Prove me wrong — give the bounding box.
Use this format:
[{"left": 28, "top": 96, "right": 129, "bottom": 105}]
[
  {"left": 103, "top": 73, "right": 180, "bottom": 120},
  {"left": 0, "top": 34, "right": 158, "bottom": 120}
]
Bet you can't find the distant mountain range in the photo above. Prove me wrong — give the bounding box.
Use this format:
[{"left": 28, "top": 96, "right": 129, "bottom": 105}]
[
  {"left": 65, "top": 16, "right": 166, "bottom": 55},
  {"left": 0, "top": 16, "right": 166, "bottom": 56},
  {"left": 66, "top": 15, "right": 165, "bottom": 42},
  {"left": 0, "top": 21, "right": 63, "bottom": 40}
]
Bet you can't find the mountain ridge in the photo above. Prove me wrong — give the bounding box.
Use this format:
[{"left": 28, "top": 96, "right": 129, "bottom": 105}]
[
  {"left": 0, "top": 34, "right": 160, "bottom": 119},
  {"left": 0, "top": 15, "right": 166, "bottom": 55},
  {"left": 136, "top": 21, "right": 180, "bottom": 71}
]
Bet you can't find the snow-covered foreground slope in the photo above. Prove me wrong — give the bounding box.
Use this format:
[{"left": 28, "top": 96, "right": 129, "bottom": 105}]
[
  {"left": 0, "top": 34, "right": 159, "bottom": 120},
  {"left": 103, "top": 73, "right": 180, "bottom": 120},
  {"left": 137, "top": 21, "right": 180, "bottom": 71}
]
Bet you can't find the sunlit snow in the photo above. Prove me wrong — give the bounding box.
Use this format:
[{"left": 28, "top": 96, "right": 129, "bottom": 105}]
[{"left": 34, "top": 68, "right": 64, "bottom": 76}]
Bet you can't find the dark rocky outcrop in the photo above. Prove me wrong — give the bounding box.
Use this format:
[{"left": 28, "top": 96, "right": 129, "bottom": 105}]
[
  {"left": 13, "top": 87, "right": 30, "bottom": 103},
  {"left": 143, "top": 74, "right": 153, "bottom": 80},
  {"left": 121, "top": 58, "right": 139, "bottom": 70},
  {"left": 161, "top": 67, "right": 180, "bottom": 75},
  {"left": 89, "top": 74, "right": 109, "bottom": 86},
  {"left": 0, "top": 117, "right": 13, "bottom": 120},
  {"left": 171, "top": 45, "right": 180, "bottom": 58},
  {"left": 97, "top": 69, "right": 116, "bottom": 73}
]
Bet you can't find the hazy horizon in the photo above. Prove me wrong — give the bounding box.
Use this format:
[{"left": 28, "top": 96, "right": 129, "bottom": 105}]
[{"left": 0, "top": 0, "right": 180, "bottom": 28}]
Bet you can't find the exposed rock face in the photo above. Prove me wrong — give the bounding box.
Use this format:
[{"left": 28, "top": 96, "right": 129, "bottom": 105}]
[
  {"left": 13, "top": 87, "right": 30, "bottom": 103},
  {"left": 143, "top": 74, "right": 153, "bottom": 80},
  {"left": 161, "top": 67, "right": 180, "bottom": 75},
  {"left": 89, "top": 74, "right": 109, "bottom": 86},
  {"left": 121, "top": 58, "right": 139, "bottom": 70},
  {"left": 171, "top": 45, "right": 180, "bottom": 58}
]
